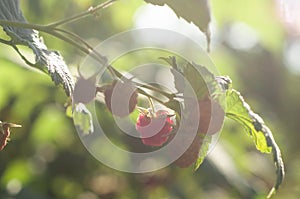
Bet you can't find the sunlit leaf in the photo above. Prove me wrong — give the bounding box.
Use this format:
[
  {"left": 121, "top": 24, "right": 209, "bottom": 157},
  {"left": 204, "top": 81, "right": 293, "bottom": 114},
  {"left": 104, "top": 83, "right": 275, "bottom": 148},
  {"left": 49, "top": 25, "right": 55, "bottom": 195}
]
[
  {"left": 65, "top": 104, "right": 73, "bottom": 118},
  {"left": 226, "top": 89, "right": 284, "bottom": 196},
  {"left": 194, "top": 134, "right": 211, "bottom": 170},
  {"left": 226, "top": 89, "right": 271, "bottom": 153},
  {"left": 161, "top": 56, "right": 220, "bottom": 100},
  {"left": 73, "top": 103, "right": 94, "bottom": 135},
  {"left": 145, "top": 0, "right": 211, "bottom": 50}
]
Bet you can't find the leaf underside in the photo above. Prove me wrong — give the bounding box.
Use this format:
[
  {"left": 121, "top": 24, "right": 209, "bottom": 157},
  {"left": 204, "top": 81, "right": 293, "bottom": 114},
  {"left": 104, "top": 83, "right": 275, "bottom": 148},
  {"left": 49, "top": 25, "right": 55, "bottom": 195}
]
[{"left": 0, "top": 0, "right": 74, "bottom": 96}]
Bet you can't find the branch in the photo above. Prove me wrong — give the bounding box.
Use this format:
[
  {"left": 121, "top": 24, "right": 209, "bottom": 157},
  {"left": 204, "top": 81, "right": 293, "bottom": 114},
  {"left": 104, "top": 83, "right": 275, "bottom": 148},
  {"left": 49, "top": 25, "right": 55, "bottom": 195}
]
[{"left": 46, "top": 0, "right": 117, "bottom": 28}]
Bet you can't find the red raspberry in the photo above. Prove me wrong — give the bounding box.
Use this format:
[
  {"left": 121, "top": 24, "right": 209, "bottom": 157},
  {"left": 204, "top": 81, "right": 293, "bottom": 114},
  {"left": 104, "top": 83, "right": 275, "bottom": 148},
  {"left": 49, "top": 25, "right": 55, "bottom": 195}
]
[
  {"left": 136, "top": 110, "right": 174, "bottom": 147},
  {"left": 104, "top": 80, "right": 138, "bottom": 117}
]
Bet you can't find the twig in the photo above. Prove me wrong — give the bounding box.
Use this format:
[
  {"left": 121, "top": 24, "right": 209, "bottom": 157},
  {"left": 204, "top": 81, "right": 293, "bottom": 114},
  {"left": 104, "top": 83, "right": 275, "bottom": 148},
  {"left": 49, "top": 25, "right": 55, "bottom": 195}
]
[
  {"left": 0, "top": 0, "right": 177, "bottom": 107},
  {"left": 46, "top": 0, "right": 117, "bottom": 28}
]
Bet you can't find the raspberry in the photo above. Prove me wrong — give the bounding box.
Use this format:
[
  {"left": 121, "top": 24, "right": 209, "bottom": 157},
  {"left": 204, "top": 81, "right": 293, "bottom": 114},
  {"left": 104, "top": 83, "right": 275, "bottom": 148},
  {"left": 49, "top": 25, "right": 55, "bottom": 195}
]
[
  {"left": 73, "top": 77, "right": 96, "bottom": 104},
  {"left": 136, "top": 110, "right": 174, "bottom": 147},
  {"left": 104, "top": 80, "right": 138, "bottom": 117}
]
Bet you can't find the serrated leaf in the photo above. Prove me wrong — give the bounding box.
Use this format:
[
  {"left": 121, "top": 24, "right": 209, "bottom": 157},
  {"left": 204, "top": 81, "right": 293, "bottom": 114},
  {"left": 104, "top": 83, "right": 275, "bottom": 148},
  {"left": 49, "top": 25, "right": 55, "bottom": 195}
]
[
  {"left": 0, "top": 0, "right": 74, "bottom": 96},
  {"left": 160, "top": 56, "right": 185, "bottom": 93},
  {"left": 161, "top": 56, "right": 221, "bottom": 100},
  {"left": 226, "top": 89, "right": 284, "bottom": 196},
  {"left": 184, "top": 62, "right": 219, "bottom": 99},
  {"left": 216, "top": 76, "right": 232, "bottom": 91},
  {"left": 73, "top": 103, "right": 94, "bottom": 135},
  {"left": 145, "top": 0, "right": 211, "bottom": 51},
  {"left": 194, "top": 134, "right": 211, "bottom": 170},
  {"left": 164, "top": 99, "right": 181, "bottom": 115},
  {"left": 159, "top": 56, "right": 176, "bottom": 67},
  {"left": 226, "top": 89, "right": 271, "bottom": 153}
]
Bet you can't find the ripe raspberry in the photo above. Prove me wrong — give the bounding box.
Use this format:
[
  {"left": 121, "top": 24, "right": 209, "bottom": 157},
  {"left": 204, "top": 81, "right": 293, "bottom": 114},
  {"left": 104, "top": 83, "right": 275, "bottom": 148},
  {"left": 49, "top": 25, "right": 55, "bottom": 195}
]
[
  {"left": 136, "top": 110, "right": 174, "bottom": 147},
  {"left": 104, "top": 80, "right": 138, "bottom": 117}
]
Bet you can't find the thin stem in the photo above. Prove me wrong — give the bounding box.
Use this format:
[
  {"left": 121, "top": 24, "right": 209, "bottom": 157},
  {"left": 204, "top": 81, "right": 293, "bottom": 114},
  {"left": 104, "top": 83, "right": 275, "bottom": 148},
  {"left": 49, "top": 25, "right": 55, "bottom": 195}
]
[
  {"left": 137, "top": 83, "right": 175, "bottom": 99},
  {"left": 53, "top": 28, "right": 118, "bottom": 78},
  {"left": 0, "top": 19, "right": 47, "bottom": 31},
  {"left": 0, "top": 38, "right": 35, "bottom": 66},
  {"left": 46, "top": 0, "right": 117, "bottom": 28},
  {"left": 12, "top": 45, "right": 36, "bottom": 67},
  {"left": 54, "top": 28, "right": 93, "bottom": 50},
  {"left": 0, "top": 38, "right": 11, "bottom": 45},
  {"left": 0, "top": 2, "right": 176, "bottom": 105},
  {"left": 148, "top": 97, "right": 155, "bottom": 114},
  {"left": 137, "top": 88, "right": 166, "bottom": 105}
]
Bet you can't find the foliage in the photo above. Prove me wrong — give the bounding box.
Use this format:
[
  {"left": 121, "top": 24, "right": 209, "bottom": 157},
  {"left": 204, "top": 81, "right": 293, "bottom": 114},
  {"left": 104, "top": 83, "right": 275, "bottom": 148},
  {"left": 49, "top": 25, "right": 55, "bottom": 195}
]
[{"left": 0, "top": 0, "right": 295, "bottom": 199}]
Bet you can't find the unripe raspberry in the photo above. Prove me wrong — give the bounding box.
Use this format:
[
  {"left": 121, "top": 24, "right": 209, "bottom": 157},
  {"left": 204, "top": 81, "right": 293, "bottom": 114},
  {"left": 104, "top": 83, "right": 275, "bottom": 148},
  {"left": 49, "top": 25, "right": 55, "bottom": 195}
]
[
  {"left": 104, "top": 80, "right": 138, "bottom": 117},
  {"left": 136, "top": 110, "right": 174, "bottom": 147},
  {"left": 73, "top": 77, "right": 96, "bottom": 104}
]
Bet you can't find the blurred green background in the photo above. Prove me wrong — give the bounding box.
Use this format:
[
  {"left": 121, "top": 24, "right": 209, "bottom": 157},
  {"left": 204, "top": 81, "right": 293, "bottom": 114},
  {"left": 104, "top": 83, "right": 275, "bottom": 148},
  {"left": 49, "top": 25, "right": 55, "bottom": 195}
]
[{"left": 0, "top": 0, "right": 299, "bottom": 198}]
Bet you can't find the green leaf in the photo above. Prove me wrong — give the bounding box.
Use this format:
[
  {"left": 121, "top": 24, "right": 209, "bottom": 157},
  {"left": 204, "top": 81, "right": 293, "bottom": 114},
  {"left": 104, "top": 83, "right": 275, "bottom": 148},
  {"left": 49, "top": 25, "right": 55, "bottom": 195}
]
[
  {"left": 0, "top": 0, "right": 74, "bottom": 96},
  {"left": 164, "top": 99, "right": 181, "bottom": 115},
  {"left": 184, "top": 62, "right": 208, "bottom": 99},
  {"left": 184, "top": 62, "right": 222, "bottom": 100},
  {"left": 73, "top": 103, "right": 94, "bottom": 135},
  {"left": 226, "top": 89, "right": 284, "bottom": 196},
  {"left": 161, "top": 56, "right": 220, "bottom": 100},
  {"left": 160, "top": 56, "right": 185, "bottom": 94},
  {"left": 65, "top": 104, "right": 73, "bottom": 118},
  {"left": 144, "top": 0, "right": 211, "bottom": 51},
  {"left": 216, "top": 76, "right": 232, "bottom": 91},
  {"left": 226, "top": 89, "right": 271, "bottom": 153},
  {"left": 194, "top": 134, "right": 211, "bottom": 170}
]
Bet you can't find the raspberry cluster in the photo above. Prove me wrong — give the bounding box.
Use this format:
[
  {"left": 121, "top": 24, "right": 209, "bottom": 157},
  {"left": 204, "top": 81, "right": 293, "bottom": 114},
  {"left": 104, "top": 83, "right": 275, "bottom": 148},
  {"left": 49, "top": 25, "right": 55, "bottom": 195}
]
[{"left": 99, "top": 79, "right": 224, "bottom": 168}]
